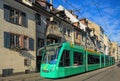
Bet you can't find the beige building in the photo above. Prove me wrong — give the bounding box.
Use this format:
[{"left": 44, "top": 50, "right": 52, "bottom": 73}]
[
  {"left": 87, "top": 20, "right": 104, "bottom": 53},
  {"left": 118, "top": 46, "right": 120, "bottom": 61},
  {"left": 80, "top": 19, "right": 95, "bottom": 50},
  {"left": 110, "top": 42, "right": 119, "bottom": 62},
  {"left": 0, "top": 0, "right": 36, "bottom": 76},
  {"left": 44, "top": 7, "right": 75, "bottom": 44},
  {"left": 57, "top": 5, "right": 87, "bottom": 45},
  {"left": 103, "top": 34, "right": 110, "bottom": 55},
  {"left": 0, "top": 0, "right": 76, "bottom": 76},
  {"left": 72, "top": 21, "right": 86, "bottom": 47}
]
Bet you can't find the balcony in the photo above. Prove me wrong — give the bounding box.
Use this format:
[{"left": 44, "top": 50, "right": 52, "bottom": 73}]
[{"left": 46, "top": 24, "right": 63, "bottom": 38}]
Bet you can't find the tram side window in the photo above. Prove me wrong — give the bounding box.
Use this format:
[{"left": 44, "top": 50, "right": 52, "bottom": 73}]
[
  {"left": 88, "top": 55, "right": 94, "bottom": 64},
  {"left": 106, "top": 57, "right": 109, "bottom": 63},
  {"left": 88, "top": 55, "right": 100, "bottom": 64},
  {"left": 73, "top": 52, "right": 83, "bottom": 66},
  {"left": 95, "top": 56, "right": 100, "bottom": 64},
  {"left": 59, "top": 50, "right": 70, "bottom": 67},
  {"left": 101, "top": 57, "right": 104, "bottom": 63}
]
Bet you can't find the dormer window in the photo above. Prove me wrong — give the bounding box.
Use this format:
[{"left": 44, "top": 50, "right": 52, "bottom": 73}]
[
  {"left": 32, "top": 0, "right": 35, "bottom": 3},
  {"left": 22, "top": 0, "right": 35, "bottom": 6},
  {"left": 25, "top": 0, "right": 35, "bottom": 3},
  {"left": 46, "top": 5, "right": 50, "bottom": 11}
]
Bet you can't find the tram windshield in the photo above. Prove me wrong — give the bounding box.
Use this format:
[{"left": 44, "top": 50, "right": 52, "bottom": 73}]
[{"left": 42, "top": 45, "right": 61, "bottom": 64}]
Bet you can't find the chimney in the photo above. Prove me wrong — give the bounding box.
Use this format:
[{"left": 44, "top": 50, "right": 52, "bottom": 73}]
[
  {"left": 50, "top": 0, "right": 53, "bottom": 4},
  {"left": 80, "top": 18, "right": 88, "bottom": 26},
  {"left": 73, "top": 22, "right": 79, "bottom": 27},
  {"left": 68, "top": 10, "right": 73, "bottom": 14},
  {"left": 73, "top": 14, "right": 78, "bottom": 19},
  {"left": 50, "top": 0, "right": 53, "bottom": 10},
  {"left": 37, "top": 0, "right": 47, "bottom": 8}
]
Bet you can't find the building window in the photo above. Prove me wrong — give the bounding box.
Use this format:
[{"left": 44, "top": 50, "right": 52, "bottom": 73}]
[
  {"left": 82, "top": 34, "right": 85, "bottom": 41},
  {"left": 4, "top": 5, "right": 27, "bottom": 27},
  {"left": 63, "top": 28, "right": 67, "bottom": 35},
  {"left": 35, "top": 13, "right": 41, "bottom": 25},
  {"left": 24, "top": 58, "right": 31, "bottom": 66},
  {"left": 73, "top": 52, "right": 83, "bottom": 66},
  {"left": 10, "top": 33, "right": 29, "bottom": 50},
  {"left": 38, "top": 38, "right": 44, "bottom": 48},
  {"left": 10, "top": 34, "right": 20, "bottom": 47},
  {"left": 63, "top": 28, "right": 71, "bottom": 37},
  {"left": 4, "top": 32, "right": 34, "bottom": 51},
  {"left": 76, "top": 32, "right": 79, "bottom": 39},
  {"left": 47, "top": 38, "right": 58, "bottom": 45},
  {"left": 67, "top": 29, "right": 71, "bottom": 37}
]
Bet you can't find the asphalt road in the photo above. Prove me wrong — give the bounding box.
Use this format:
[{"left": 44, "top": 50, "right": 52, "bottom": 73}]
[{"left": 40, "top": 63, "right": 120, "bottom": 81}]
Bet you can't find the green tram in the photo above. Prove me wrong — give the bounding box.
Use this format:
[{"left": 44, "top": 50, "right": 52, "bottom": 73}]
[{"left": 40, "top": 42, "right": 115, "bottom": 78}]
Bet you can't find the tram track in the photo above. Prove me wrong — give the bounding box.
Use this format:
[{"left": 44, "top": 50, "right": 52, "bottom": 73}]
[
  {"left": 81, "top": 65, "right": 115, "bottom": 81},
  {"left": 51, "top": 65, "right": 116, "bottom": 81},
  {"left": 97, "top": 65, "right": 115, "bottom": 81}
]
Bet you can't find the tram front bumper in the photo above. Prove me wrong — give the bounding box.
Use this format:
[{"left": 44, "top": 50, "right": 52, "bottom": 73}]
[{"left": 40, "top": 70, "right": 58, "bottom": 78}]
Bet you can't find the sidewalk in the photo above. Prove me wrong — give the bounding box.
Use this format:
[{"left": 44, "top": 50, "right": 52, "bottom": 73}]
[{"left": 0, "top": 73, "right": 44, "bottom": 81}]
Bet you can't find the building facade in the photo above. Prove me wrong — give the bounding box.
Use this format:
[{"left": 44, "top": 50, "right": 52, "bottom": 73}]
[
  {"left": 57, "top": 5, "right": 87, "bottom": 47},
  {"left": 0, "top": 0, "right": 36, "bottom": 76},
  {"left": 110, "top": 42, "right": 119, "bottom": 62},
  {"left": 87, "top": 20, "right": 104, "bottom": 53},
  {"left": 118, "top": 46, "right": 120, "bottom": 61},
  {"left": 103, "top": 34, "right": 110, "bottom": 55}
]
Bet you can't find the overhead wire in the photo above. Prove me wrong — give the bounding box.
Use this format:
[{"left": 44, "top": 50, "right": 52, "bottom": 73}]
[
  {"left": 63, "top": 0, "right": 110, "bottom": 39},
  {"left": 61, "top": 0, "right": 111, "bottom": 39},
  {"left": 62, "top": 0, "right": 85, "bottom": 18},
  {"left": 91, "top": 0, "right": 112, "bottom": 41}
]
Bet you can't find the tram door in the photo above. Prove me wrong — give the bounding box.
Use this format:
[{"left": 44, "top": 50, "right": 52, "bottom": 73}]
[
  {"left": 72, "top": 52, "right": 85, "bottom": 73},
  {"left": 59, "top": 50, "right": 71, "bottom": 75}
]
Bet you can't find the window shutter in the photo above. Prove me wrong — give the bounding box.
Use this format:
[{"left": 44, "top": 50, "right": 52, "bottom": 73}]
[
  {"left": 35, "top": 13, "right": 41, "bottom": 25},
  {"left": 29, "top": 38, "right": 34, "bottom": 51},
  {"left": 35, "top": 13, "right": 37, "bottom": 22},
  {"left": 4, "top": 5, "right": 10, "bottom": 21},
  {"left": 4, "top": 32, "right": 10, "bottom": 48},
  {"left": 19, "top": 35, "right": 24, "bottom": 48},
  {"left": 22, "top": 12, "right": 27, "bottom": 27}
]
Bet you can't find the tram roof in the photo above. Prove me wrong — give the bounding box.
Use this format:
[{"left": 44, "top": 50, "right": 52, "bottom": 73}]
[
  {"left": 62, "top": 42, "right": 85, "bottom": 50},
  {"left": 86, "top": 49, "right": 100, "bottom": 55}
]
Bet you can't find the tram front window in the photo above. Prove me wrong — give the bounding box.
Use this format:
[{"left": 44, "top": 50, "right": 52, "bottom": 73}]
[{"left": 43, "top": 47, "right": 60, "bottom": 64}]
